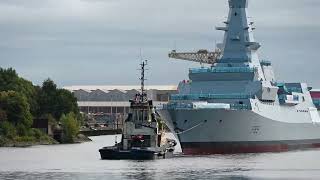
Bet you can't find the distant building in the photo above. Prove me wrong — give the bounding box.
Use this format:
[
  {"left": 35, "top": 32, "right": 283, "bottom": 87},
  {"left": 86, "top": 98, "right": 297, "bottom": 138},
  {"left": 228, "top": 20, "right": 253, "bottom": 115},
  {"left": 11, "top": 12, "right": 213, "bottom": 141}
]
[{"left": 64, "top": 85, "right": 178, "bottom": 115}]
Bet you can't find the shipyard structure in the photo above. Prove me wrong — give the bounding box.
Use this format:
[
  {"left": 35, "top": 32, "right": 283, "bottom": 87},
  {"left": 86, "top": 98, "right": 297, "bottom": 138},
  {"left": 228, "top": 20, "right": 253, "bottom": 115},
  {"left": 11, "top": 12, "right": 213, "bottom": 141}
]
[
  {"left": 64, "top": 85, "right": 177, "bottom": 128},
  {"left": 158, "top": 0, "right": 320, "bottom": 154}
]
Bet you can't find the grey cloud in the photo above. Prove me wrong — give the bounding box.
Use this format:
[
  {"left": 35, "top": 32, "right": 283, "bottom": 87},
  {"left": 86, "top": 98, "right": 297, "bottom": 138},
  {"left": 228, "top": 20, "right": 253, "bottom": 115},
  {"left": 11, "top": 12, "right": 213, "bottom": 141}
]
[{"left": 0, "top": 0, "right": 320, "bottom": 87}]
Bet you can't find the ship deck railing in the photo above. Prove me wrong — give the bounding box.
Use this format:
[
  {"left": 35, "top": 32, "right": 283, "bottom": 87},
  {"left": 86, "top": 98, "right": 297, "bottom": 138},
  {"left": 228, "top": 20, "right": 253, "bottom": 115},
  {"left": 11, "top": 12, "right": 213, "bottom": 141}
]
[
  {"left": 189, "top": 67, "right": 257, "bottom": 74},
  {"left": 162, "top": 103, "right": 250, "bottom": 110},
  {"left": 170, "top": 93, "right": 252, "bottom": 101}
]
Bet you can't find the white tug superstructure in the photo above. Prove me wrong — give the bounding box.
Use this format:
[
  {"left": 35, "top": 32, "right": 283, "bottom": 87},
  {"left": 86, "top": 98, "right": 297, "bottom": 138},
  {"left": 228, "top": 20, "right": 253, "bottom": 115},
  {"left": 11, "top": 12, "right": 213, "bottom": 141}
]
[{"left": 158, "top": 0, "right": 320, "bottom": 154}]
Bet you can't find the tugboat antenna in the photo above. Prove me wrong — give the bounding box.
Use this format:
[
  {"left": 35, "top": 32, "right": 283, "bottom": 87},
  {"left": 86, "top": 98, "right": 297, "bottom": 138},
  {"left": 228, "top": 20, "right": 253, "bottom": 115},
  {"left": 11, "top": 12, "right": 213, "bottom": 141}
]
[{"left": 139, "top": 60, "right": 148, "bottom": 102}]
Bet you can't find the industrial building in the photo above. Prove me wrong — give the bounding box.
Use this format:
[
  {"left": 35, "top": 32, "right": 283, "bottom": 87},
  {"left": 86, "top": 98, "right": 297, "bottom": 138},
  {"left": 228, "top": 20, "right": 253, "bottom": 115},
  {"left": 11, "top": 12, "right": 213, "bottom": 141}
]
[
  {"left": 64, "top": 85, "right": 177, "bottom": 114},
  {"left": 63, "top": 85, "right": 177, "bottom": 128}
]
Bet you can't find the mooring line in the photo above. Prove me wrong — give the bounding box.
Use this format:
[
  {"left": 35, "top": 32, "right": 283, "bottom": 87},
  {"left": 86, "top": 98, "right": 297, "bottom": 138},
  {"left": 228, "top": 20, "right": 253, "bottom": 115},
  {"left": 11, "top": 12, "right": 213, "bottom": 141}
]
[{"left": 175, "top": 121, "right": 205, "bottom": 135}]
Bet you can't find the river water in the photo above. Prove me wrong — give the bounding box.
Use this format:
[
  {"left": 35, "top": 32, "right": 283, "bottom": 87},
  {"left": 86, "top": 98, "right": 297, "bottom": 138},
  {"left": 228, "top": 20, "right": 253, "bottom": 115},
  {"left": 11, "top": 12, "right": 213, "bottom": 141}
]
[{"left": 1, "top": 135, "right": 320, "bottom": 180}]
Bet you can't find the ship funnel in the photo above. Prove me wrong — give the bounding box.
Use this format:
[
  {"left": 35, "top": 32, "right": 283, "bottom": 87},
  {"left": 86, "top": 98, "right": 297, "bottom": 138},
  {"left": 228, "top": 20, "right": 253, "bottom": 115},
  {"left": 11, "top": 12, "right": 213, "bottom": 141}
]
[{"left": 228, "top": 0, "right": 248, "bottom": 8}]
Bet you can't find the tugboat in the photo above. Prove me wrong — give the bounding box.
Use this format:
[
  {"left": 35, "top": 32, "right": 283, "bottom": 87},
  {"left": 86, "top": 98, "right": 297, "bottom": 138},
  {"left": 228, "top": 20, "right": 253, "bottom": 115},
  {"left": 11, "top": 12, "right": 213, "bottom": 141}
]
[{"left": 99, "top": 60, "right": 176, "bottom": 160}]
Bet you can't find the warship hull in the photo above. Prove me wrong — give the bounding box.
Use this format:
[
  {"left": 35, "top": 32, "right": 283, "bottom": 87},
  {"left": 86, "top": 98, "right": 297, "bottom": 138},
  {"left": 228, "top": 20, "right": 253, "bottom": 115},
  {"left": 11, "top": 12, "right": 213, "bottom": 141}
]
[{"left": 158, "top": 109, "right": 320, "bottom": 154}]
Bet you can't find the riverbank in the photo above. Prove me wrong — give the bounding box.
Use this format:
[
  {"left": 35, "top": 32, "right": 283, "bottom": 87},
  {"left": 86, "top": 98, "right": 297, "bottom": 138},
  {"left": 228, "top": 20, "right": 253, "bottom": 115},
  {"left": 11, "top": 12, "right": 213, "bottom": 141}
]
[
  {"left": 0, "top": 136, "right": 58, "bottom": 147},
  {"left": 73, "top": 134, "right": 92, "bottom": 143},
  {"left": 0, "top": 134, "right": 92, "bottom": 147}
]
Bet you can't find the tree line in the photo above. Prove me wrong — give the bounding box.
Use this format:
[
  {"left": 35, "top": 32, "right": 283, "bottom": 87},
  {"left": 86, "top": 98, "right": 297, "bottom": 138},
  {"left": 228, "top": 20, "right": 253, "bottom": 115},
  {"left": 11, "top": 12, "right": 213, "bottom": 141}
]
[{"left": 0, "top": 67, "right": 81, "bottom": 145}]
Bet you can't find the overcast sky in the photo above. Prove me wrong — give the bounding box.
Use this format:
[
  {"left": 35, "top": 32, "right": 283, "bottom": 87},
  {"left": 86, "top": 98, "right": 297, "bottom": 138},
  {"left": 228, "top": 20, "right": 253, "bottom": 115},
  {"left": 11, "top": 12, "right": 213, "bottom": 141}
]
[{"left": 1, "top": 0, "right": 320, "bottom": 88}]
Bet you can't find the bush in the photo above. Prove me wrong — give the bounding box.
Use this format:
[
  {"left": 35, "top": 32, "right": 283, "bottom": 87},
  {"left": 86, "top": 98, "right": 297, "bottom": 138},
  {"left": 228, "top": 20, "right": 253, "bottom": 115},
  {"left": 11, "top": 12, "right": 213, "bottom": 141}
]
[
  {"left": 60, "top": 112, "right": 79, "bottom": 143},
  {"left": 32, "top": 128, "right": 44, "bottom": 140},
  {"left": 14, "top": 136, "right": 35, "bottom": 143},
  {"left": 16, "top": 124, "right": 28, "bottom": 136},
  {"left": 0, "top": 121, "right": 17, "bottom": 139},
  {"left": 39, "top": 135, "right": 55, "bottom": 144},
  {"left": 0, "top": 109, "right": 7, "bottom": 121},
  {"left": 0, "top": 136, "right": 9, "bottom": 146}
]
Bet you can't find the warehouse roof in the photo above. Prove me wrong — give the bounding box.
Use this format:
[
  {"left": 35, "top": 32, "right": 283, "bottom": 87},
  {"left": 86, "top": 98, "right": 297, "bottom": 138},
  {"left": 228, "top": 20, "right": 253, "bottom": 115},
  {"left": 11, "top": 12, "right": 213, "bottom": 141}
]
[{"left": 64, "top": 85, "right": 177, "bottom": 92}]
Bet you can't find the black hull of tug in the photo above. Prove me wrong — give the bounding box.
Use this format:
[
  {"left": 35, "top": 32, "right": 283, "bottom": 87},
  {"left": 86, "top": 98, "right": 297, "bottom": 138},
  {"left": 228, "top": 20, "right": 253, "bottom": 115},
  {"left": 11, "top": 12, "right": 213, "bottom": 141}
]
[{"left": 99, "top": 147, "right": 173, "bottom": 160}]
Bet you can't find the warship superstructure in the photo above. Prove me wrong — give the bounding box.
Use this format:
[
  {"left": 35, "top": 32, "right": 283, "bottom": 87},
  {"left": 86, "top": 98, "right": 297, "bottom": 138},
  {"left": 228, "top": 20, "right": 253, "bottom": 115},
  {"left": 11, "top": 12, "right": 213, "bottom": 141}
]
[{"left": 158, "top": 0, "right": 320, "bottom": 154}]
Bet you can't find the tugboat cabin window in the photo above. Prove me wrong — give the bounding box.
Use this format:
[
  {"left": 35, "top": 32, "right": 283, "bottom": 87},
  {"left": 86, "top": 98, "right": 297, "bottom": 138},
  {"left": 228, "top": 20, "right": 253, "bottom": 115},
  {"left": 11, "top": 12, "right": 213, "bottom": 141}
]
[{"left": 131, "top": 135, "right": 151, "bottom": 148}]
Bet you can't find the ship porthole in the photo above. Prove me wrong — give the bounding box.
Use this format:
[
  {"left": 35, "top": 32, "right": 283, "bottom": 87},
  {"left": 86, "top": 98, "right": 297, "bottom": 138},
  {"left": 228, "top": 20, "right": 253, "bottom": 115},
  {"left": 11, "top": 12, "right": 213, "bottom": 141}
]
[{"left": 184, "top": 120, "right": 188, "bottom": 123}]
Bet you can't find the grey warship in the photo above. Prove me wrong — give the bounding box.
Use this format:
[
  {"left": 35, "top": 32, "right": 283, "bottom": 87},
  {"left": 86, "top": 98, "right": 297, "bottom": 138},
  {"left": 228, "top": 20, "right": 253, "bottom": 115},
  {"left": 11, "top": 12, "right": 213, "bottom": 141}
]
[{"left": 158, "top": 0, "right": 320, "bottom": 154}]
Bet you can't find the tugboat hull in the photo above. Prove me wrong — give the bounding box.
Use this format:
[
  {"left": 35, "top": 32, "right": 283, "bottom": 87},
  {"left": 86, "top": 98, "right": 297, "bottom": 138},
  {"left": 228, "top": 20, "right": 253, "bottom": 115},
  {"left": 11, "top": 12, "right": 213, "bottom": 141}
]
[{"left": 99, "top": 147, "right": 171, "bottom": 160}]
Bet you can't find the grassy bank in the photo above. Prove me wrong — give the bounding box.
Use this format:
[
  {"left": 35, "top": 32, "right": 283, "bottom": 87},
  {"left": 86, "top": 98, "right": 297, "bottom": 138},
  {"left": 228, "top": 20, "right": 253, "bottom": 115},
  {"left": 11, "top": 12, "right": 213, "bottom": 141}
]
[
  {"left": 0, "top": 133, "right": 92, "bottom": 147},
  {"left": 0, "top": 131, "right": 58, "bottom": 147}
]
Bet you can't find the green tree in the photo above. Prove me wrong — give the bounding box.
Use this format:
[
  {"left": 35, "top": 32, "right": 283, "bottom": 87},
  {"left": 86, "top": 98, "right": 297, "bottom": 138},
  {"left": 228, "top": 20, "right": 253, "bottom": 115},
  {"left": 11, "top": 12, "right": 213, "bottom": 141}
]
[
  {"left": 37, "top": 79, "right": 58, "bottom": 118},
  {"left": 0, "top": 68, "right": 82, "bottom": 144},
  {"left": 0, "top": 91, "right": 33, "bottom": 128},
  {"left": 0, "top": 68, "right": 38, "bottom": 115},
  {"left": 56, "top": 89, "right": 79, "bottom": 119},
  {"left": 60, "top": 112, "right": 79, "bottom": 143},
  {"left": 38, "top": 79, "right": 80, "bottom": 120}
]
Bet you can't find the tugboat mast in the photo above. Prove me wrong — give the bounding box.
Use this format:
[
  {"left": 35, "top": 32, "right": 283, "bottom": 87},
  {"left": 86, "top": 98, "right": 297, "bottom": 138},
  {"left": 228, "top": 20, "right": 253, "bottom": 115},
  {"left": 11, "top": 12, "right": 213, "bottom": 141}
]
[{"left": 139, "top": 60, "right": 148, "bottom": 102}]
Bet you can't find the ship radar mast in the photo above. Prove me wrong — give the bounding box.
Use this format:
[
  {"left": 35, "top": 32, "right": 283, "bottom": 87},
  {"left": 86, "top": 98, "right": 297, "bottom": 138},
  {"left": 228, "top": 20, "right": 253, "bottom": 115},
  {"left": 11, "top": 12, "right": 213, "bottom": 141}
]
[
  {"left": 216, "top": 0, "right": 260, "bottom": 63},
  {"left": 167, "top": 0, "right": 265, "bottom": 80},
  {"left": 139, "top": 60, "right": 148, "bottom": 103},
  {"left": 168, "top": 0, "right": 260, "bottom": 66}
]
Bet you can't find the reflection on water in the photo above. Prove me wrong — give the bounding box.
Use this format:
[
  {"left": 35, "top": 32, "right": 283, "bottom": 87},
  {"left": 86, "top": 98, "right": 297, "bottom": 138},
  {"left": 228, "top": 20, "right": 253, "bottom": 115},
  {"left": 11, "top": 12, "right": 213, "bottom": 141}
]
[
  {"left": 0, "top": 172, "right": 254, "bottom": 180},
  {"left": 1, "top": 135, "right": 320, "bottom": 179}
]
